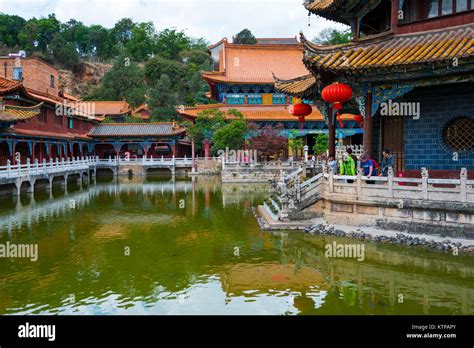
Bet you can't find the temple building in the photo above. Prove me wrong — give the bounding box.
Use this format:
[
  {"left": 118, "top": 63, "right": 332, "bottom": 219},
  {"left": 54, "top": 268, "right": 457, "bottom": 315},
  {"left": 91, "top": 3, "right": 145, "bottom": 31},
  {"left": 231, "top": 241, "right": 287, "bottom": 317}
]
[
  {"left": 0, "top": 56, "right": 189, "bottom": 165},
  {"left": 177, "top": 37, "right": 363, "bottom": 150},
  {"left": 275, "top": 0, "right": 474, "bottom": 177}
]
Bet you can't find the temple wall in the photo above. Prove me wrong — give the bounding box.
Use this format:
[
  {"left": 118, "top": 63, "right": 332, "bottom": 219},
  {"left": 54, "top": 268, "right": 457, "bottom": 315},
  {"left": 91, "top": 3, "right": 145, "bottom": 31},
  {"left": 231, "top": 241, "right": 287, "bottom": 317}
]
[{"left": 402, "top": 83, "right": 474, "bottom": 172}]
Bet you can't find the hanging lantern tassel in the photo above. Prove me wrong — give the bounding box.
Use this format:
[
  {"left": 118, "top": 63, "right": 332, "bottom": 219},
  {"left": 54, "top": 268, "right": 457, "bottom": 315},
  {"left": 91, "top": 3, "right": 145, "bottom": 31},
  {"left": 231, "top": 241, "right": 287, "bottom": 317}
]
[{"left": 337, "top": 112, "right": 344, "bottom": 128}]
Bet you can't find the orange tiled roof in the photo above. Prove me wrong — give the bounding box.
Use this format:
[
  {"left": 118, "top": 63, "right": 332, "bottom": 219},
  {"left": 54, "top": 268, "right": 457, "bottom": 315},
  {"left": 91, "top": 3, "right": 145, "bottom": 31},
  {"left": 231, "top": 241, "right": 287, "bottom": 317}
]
[
  {"left": 274, "top": 74, "right": 317, "bottom": 98},
  {"left": 9, "top": 128, "right": 91, "bottom": 140},
  {"left": 81, "top": 101, "right": 131, "bottom": 116},
  {"left": 0, "top": 77, "right": 22, "bottom": 93},
  {"left": 202, "top": 40, "right": 309, "bottom": 84},
  {"left": 302, "top": 25, "right": 474, "bottom": 74},
  {"left": 0, "top": 102, "right": 43, "bottom": 122},
  {"left": 177, "top": 104, "right": 358, "bottom": 122},
  {"left": 60, "top": 91, "right": 81, "bottom": 102}
]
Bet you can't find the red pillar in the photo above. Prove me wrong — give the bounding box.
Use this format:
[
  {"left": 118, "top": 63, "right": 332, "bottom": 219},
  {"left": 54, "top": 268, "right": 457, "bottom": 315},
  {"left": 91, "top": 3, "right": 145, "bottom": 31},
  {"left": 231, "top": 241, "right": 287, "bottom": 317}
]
[
  {"left": 11, "top": 140, "right": 16, "bottom": 165},
  {"left": 203, "top": 139, "right": 210, "bottom": 159},
  {"left": 172, "top": 141, "right": 177, "bottom": 157},
  {"left": 328, "top": 106, "right": 336, "bottom": 157},
  {"left": 363, "top": 91, "right": 373, "bottom": 156}
]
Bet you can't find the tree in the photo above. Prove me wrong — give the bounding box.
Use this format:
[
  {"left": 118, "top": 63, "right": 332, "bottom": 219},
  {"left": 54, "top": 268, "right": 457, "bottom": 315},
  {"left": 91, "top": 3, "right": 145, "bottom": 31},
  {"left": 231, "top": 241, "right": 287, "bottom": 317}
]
[
  {"left": 156, "top": 28, "right": 192, "bottom": 60},
  {"left": 248, "top": 123, "right": 288, "bottom": 160},
  {"left": 84, "top": 55, "right": 146, "bottom": 107},
  {"left": 313, "top": 134, "right": 329, "bottom": 155},
  {"left": 125, "top": 22, "right": 158, "bottom": 61},
  {"left": 147, "top": 74, "right": 178, "bottom": 121},
  {"left": 212, "top": 111, "right": 247, "bottom": 152},
  {"left": 111, "top": 18, "right": 135, "bottom": 46},
  {"left": 0, "top": 14, "right": 26, "bottom": 48},
  {"left": 50, "top": 32, "right": 79, "bottom": 68},
  {"left": 233, "top": 29, "right": 257, "bottom": 45},
  {"left": 289, "top": 138, "right": 304, "bottom": 158},
  {"left": 19, "top": 14, "right": 60, "bottom": 53},
  {"left": 313, "top": 28, "right": 352, "bottom": 45},
  {"left": 144, "top": 55, "right": 186, "bottom": 84},
  {"left": 88, "top": 25, "right": 112, "bottom": 60},
  {"left": 186, "top": 109, "right": 227, "bottom": 153}
]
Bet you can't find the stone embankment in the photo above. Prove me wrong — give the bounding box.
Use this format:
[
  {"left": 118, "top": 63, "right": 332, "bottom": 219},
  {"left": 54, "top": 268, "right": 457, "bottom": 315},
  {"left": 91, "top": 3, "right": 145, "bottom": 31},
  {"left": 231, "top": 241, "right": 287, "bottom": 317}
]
[{"left": 253, "top": 207, "right": 474, "bottom": 254}]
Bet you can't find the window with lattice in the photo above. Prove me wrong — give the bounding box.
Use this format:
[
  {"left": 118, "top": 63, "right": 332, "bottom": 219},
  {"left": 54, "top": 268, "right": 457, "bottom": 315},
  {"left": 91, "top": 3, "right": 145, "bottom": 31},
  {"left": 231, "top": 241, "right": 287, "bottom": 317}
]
[{"left": 443, "top": 117, "right": 474, "bottom": 155}]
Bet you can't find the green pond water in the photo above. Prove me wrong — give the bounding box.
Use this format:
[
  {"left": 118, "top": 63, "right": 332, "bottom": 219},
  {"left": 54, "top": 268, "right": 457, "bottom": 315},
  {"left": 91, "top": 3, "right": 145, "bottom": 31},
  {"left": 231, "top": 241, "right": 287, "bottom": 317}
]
[{"left": 0, "top": 176, "right": 473, "bottom": 315}]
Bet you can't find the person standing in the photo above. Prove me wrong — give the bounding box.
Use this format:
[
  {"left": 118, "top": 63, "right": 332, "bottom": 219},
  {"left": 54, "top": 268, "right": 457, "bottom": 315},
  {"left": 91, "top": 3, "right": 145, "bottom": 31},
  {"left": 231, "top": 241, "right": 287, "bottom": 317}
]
[
  {"left": 380, "top": 149, "right": 395, "bottom": 177},
  {"left": 339, "top": 154, "right": 356, "bottom": 175},
  {"left": 359, "top": 153, "right": 375, "bottom": 184}
]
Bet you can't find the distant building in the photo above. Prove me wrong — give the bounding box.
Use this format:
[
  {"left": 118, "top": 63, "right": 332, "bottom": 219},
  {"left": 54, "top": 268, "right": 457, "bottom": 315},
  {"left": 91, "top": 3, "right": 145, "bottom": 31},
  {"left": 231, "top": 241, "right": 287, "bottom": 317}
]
[{"left": 178, "top": 37, "right": 363, "bottom": 153}]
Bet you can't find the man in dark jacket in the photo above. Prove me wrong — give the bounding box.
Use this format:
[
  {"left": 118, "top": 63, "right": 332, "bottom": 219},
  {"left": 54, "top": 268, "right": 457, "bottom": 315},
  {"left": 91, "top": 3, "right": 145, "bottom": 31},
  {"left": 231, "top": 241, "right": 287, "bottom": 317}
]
[{"left": 381, "top": 149, "right": 395, "bottom": 176}]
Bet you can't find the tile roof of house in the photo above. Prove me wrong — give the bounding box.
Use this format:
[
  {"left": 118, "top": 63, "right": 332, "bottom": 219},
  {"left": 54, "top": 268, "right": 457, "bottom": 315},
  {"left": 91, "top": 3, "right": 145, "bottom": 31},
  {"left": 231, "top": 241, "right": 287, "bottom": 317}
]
[
  {"left": 0, "top": 77, "right": 22, "bottom": 93},
  {"left": 9, "top": 128, "right": 91, "bottom": 140},
  {"left": 301, "top": 25, "right": 474, "bottom": 74},
  {"left": 89, "top": 123, "right": 186, "bottom": 137},
  {"left": 80, "top": 101, "right": 131, "bottom": 116},
  {"left": 256, "top": 38, "right": 299, "bottom": 45},
  {"left": 177, "top": 104, "right": 359, "bottom": 122},
  {"left": 0, "top": 102, "right": 43, "bottom": 122},
  {"left": 60, "top": 91, "right": 81, "bottom": 102},
  {"left": 274, "top": 74, "right": 318, "bottom": 99},
  {"left": 0, "top": 77, "right": 103, "bottom": 122},
  {"left": 304, "top": 0, "right": 364, "bottom": 24},
  {"left": 202, "top": 40, "right": 309, "bottom": 84}
]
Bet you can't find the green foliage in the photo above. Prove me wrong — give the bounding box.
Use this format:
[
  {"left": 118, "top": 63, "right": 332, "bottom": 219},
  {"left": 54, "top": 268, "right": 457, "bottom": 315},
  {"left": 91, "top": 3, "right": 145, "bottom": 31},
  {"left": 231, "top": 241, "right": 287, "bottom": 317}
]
[
  {"left": 313, "top": 28, "right": 352, "bottom": 45},
  {"left": 156, "top": 28, "right": 192, "bottom": 60},
  {"left": 0, "top": 13, "right": 26, "bottom": 47},
  {"left": 50, "top": 32, "right": 79, "bottom": 68},
  {"left": 147, "top": 74, "right": 178, "bottom": 121},
  {"left": 83, "top": 56, "right": 146, "bottom": 108},
  {"left": 144, "top": 56, "right": 186, "bottom": 83},
  {"left": 289, "top": 137, "right": 304, "bottom": 154},
  {"left": 125, "top": 22, "right": 158, "bottom": 61},
  {"left": 233, "top": 29, "right": 257, "bottom": 45},
  {"left": 212, "top": 113, "right": 247, "bottom": 152},
  {"left": 313, "top": 134, "right": 329, "bottom": 155},
  {"left": 1, "top": 13, "right": 212, "bottom": 109},
  {"left": 186, "top": 109, "right": 246, "bottom": 154}
]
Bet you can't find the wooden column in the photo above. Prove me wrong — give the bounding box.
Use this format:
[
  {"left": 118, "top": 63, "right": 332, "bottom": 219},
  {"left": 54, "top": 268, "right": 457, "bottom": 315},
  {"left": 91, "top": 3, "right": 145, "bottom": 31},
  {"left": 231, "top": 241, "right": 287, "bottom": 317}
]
[
  {"left": 363, "top": 90, "right": 373, "bottom": 156},
  {"left": 328, "top": 106, "right": 336, "bottom": 156}
]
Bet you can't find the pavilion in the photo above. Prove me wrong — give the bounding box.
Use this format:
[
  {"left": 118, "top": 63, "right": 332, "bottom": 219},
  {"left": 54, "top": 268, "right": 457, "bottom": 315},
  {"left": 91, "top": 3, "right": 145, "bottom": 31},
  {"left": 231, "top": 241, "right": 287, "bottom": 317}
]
[{"left": 275, "top": 0, "right": 474, "bottom": 177}]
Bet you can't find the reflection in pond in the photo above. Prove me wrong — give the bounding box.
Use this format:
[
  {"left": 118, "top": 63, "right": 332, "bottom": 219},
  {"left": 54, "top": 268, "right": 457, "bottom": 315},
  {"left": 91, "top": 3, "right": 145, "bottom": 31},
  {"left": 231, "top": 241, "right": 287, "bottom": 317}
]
[{"left": 0, "top": 176, "right": 472, "bottom": 315}]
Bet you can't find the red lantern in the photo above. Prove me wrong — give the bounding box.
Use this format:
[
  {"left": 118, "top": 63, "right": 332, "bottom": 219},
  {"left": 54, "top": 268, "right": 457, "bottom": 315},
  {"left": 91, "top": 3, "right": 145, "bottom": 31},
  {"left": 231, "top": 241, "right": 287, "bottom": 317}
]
[
  {"left": 322, "top": 83, "right": 353, "bottom": 110},
  {"left": 353, "top": 115, "right": 364, "bottom": 123},
  {"left": 289, "top": 103, "right": 312, "bottom": 130}
]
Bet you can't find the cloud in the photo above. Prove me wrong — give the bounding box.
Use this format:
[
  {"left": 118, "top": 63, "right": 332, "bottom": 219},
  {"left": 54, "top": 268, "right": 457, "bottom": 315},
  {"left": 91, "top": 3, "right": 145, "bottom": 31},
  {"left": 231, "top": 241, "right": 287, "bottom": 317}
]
[{"left": 1, "top": 0, "right": 347, "bottom": 43}]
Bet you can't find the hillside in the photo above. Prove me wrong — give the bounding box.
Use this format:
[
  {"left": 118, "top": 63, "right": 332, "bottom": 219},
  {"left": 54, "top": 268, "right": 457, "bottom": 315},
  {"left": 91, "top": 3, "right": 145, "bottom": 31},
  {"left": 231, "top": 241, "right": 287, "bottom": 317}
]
[{"left": 59, "top": 62, "right": 112, "bottom": 97}]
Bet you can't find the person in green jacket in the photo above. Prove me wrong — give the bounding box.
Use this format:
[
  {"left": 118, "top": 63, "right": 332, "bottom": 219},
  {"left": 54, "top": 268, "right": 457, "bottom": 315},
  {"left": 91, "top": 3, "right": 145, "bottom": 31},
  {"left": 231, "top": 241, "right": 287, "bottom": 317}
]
[{"left": 339, "top": 153, "right": 356, "bottom": 181}]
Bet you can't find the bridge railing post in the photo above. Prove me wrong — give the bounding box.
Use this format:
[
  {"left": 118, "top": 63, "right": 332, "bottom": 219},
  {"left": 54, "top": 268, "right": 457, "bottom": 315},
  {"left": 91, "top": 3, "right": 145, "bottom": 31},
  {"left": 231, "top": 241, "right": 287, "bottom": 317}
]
[
  {"left": 7, "top": 159, "right": 11, "bottom": 178},
  {"left": 67, "top": 157, "right": 71, "bottom": 170},
  {"left": 43, "top": 159, "right": 47, "bottom": 174},
  {"left": 35, "top": 159, "right": 39, "bottom": 174},
  {"left": 50, "top": 158, "right": 53, "bottom": 172},
  {"left": 56, "top": 157, "right": 59, "bottom": 168},
  {"left": 26, "top": 158, "right": 31, "bottom": 176}
]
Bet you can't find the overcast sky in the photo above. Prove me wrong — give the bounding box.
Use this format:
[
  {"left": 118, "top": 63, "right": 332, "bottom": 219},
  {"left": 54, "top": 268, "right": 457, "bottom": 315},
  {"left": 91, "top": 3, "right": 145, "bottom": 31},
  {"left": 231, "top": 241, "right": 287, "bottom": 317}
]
[{"left": 1, "top": 0, "right": 347, "bottom": 44}]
